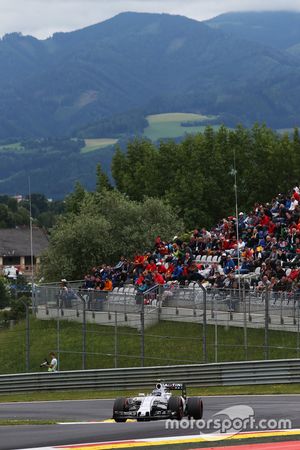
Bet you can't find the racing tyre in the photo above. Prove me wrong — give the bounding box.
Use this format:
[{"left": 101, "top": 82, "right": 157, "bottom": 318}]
[
  {"left": 113, "top": 397, "right": 128, "bottom": 422},
  {"left": 167, "top": 396, "right": 184, "bottom": 420},
  {"left": 187, "top": 397, "right": 203, "bottom": 420}
]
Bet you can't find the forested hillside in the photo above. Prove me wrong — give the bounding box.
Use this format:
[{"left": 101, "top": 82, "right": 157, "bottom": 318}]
[
  {"left": 1, "top": 12, "right": 300, "bottom": 138},
  {"left": 0, "top": 138, "right": 115, "bottom": 198},
  {"left": 206, "top": 11, "right": 300, "bottom": 52}
]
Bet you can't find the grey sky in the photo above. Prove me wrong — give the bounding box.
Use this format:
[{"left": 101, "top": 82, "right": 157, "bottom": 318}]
[{"left": 1, "top": 0, "right": 300, "bottom": 39}]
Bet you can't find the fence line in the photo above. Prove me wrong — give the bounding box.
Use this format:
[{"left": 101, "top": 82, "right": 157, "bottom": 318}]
[{"left": 4, "top": 283, "right": 300, "bottom": 373}]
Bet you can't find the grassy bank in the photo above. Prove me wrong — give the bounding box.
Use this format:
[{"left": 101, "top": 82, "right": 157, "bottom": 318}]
[
  {"left": 0, "top": 318, "right": 300, "bottom": 374},
  {"left": 1, "top": 384, "right": 300, "bottom": 403}
]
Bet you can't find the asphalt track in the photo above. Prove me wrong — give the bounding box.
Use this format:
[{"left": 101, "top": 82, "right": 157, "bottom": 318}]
[{"left": 0, "top": 395, "right": 300, "bottom": 450}]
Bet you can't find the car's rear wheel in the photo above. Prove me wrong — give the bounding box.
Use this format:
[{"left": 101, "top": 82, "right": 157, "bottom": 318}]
[
  {"left": 168, "top": 396, "right": 184, "bottom": 420},
  {"left": 113, "top": 397, "right": 128, "bottom": 422},
  {"left": 187, "top": 397, "right": 203, "bottom": 420}
]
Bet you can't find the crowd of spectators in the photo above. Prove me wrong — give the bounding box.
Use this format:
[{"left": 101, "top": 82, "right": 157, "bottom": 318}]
[{"left": 81, "top": 186, "right": 300, "bottom": 297}]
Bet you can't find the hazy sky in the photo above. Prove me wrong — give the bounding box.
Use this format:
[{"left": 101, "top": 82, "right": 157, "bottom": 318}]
[{"left": 1, "top": 0, "right": 300, "bottom": 39}]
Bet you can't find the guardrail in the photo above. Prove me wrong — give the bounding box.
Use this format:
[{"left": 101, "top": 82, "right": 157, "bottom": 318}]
[{"left": 1, "top": 359, "right": 300, "bottom": 393}]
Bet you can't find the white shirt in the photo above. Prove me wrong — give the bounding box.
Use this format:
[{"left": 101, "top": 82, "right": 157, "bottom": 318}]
[{"left": 48, "top": 357, "right": 58, "bottom": 372}]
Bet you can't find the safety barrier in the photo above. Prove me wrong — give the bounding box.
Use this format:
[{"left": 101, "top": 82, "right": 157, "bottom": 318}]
[{"left": 1, "top": 359, "right": 300, "bottom": 393}]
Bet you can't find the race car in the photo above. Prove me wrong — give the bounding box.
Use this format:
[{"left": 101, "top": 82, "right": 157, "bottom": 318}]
[{"left": 112, "top": 382, "right": 203, "bottom": 422}]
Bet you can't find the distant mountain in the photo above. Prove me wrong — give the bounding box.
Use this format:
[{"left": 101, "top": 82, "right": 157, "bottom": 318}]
[
  {"left": 1, "top": 11, "right": 300, "bottom": 138},
  {"left": 206, "top": 11, "right": 300, "bottom": 52}
]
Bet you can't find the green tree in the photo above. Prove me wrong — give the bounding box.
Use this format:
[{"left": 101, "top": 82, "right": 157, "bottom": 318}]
[
  {"left": 111, "top": 138, "right": 158, "bottom": 201},
  {"left": 111, "top": 124, "right": 300, "bottom": 228},
  {"left": 111, "top": 146, "right": 128, "bottom": 193},
  {"left": 65, "top": 181, "right": 86, "bottom": 215},
  {"left": 0, "top": 277, "right": 11, "bottom": 309},
  {"left": 41, "top": 190, "right": 184, "bottom": 281},
  {"left": 0, "top": 204, "right": 11, "bottom": 228},
  {"left": 96, "top": 163, "right": 112, "bottom": 192}
]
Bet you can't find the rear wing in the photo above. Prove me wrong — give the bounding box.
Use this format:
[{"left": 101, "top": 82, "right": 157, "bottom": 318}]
[{"left": 164, "top": 383, "right": 187, "bottom": 397}]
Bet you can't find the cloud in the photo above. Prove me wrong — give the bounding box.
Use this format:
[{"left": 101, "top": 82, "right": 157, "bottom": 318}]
[{"left": 1, "top": 0, "right": 300, "bottom": 38}]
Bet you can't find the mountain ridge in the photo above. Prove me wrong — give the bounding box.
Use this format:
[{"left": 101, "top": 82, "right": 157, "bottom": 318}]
[{"left": 1, "top": 11, "right": 300, "bottom": 138}]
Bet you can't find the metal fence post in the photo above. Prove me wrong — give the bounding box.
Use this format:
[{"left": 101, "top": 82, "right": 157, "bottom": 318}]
[
  {"left": 25, "top": 302, "right": 30, "bottom": 372},
  {"left": 297, "top": 295, "right": 300, "bottom": 359},
  {"left": 243, "top": 283, "right": 248, "bottom": 360},
  {"left": 78, "top": 293, "right": 87, "bottom": 370},
  {"left": 214, "top": 295, "right": 218, "bottom": 362},
  {"left": 158, "top": 285, "right": 163, "bottom": 322},
  {"left": 82, "top": 298, "right": 87, "bottom": 370},
  {"left": 264, "top": 288, "right": 269, "bottom": 360},
  {"left": 114, "top": 312, "right": 118, "bottom": 368},
  {"left": 140, "top": 293, "right": 145, "bottom": 367},
  {"left": 19, "top": 298, "right": 30, "bottom": 372},
  {"left": 198, "top": 284, "right": 207, "bottom": 363},
  {"left": 56, "top": 299, "right": 60, "bottom": 372}
]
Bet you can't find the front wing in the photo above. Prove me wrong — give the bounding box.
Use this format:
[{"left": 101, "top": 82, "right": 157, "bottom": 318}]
[{"left": 113, "top": 409, "right": 180, "bottom": 420}]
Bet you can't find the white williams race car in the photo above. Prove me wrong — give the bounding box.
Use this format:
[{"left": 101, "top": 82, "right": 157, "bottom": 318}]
[{"left": 112, "top": 382, "right": 203, "bottom": 422}]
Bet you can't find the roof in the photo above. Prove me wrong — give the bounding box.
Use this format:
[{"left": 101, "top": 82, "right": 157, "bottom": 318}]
[{"left": 0, "top": 228, "right": 49, "bottom": 257}]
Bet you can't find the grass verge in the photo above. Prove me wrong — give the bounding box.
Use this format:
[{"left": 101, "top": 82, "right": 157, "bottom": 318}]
[
  {"left": 0, "top": 419, "right": 57, "bottom": 426},
  {"left": 1, "top": 384, "right": 300, "bottom": 403}
]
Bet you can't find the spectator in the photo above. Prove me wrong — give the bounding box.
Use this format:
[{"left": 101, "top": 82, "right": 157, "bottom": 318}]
[
  {"left": 224, "top": 255, "right": 235, "bottom": 275},
  {"left": 80, "top": 186, "right": 300, "bottom": 303}
]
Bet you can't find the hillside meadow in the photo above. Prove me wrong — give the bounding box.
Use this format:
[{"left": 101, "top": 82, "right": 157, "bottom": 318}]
[
  {"left": 81, "top": 138, "right": 119, "bottom": 154},
  {"left": 143, "top": 113, "right": 219, "bottom": 141}
]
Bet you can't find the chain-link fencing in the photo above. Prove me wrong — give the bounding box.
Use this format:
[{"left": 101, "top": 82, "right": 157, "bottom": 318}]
[{"left": 3, "top": 282, "right": 300, "bottom": 372}]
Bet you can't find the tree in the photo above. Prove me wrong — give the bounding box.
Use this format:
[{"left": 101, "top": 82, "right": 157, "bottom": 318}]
[
  {"left": 41, "top": 190, "right": 184, "bottom": 281},
  {"left": 111, "top": 138, "right": 158, "bottom": 201},
  {"left": 111, "top": 146, "right": 128, "bottom": 193},
  {"left": 0, "top": 277, "right": 11, "bottom": 309},
  {"left": 64, "top": 182, "right": 86, "bottom": 215},
  {"left": 96, "top": 163, "right": 112, "bottom": 192}
]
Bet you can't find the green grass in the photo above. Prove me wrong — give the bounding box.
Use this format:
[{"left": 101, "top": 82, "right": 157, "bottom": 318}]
[
  {"left": 143, "top": 112, "right": 219, "bottom": 140},
  {"left": 0, "top": 419, "right": 57, "bottom": 425},
  {"left": 1, "top": 318, "right": 300, "bottom": 375},
  {"left": 81, "top": 138, "right": 118, "bottom": 153},
  {"left": 2, "top": 384, "right": 300, "bottom": 403}
]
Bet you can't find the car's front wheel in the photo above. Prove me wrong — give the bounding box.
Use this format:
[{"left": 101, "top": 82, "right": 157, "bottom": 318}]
[{"left": 113, "top": 397, "right": 128, "bottom": 422}]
